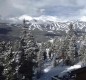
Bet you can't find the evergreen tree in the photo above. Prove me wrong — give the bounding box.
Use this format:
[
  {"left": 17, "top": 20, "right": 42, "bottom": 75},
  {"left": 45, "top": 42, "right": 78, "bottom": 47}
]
[
  {"left": 18, "top": 19, "right": 39, "bottom": 80},
  {"left": 3, "top": 47, "right": 18, "bottom": 80}
]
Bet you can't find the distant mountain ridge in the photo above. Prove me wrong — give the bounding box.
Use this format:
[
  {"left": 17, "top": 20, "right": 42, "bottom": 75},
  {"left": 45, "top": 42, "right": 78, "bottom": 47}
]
[{"left": 0, "top": 15, "right": 86, "bottom": 33}]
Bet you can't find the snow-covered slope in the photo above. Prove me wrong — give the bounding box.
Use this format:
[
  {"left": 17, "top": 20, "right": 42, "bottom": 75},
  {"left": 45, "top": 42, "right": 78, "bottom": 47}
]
[
  {"left": 18, "top": 15, "right": 86, "bottom": 32},
  {"left": 1, "top": 15, "right": 86, "bottom": 32},
  {"left": 23, "top": 20, "right": 86, "bottom": 33}
]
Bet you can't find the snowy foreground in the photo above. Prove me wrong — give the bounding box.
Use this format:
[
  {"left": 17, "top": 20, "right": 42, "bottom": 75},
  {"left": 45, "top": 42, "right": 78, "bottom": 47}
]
[{"left": 38, "top": 60, "right": 82, "bottom": 80}]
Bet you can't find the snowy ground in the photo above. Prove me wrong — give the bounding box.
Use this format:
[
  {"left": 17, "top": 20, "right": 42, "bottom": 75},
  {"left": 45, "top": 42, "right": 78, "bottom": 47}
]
[
  {"left": 38, "top": 59, "right": 82, "bottom": 80},
  {"left": 38, "top": 65, "right": 68, "bottom": 80}
]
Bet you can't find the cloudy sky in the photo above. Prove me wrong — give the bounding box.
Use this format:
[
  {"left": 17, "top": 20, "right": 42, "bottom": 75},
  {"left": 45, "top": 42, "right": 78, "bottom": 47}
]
[{"left": 0, "top": 0, "right": 86, "bottom": 21}]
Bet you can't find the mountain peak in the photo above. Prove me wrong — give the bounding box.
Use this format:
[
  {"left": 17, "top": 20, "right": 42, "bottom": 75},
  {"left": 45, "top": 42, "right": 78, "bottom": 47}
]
[{"left": 9, "top": 15, "right": 63, "bottom": 22}]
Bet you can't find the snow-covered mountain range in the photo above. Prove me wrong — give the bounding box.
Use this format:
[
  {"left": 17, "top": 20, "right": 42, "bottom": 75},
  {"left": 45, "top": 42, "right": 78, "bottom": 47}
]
[
  {"left": 10, "top": 15, "right": 86, "bottom": 32},
  {"left": 0, "top": 15, "right": 86, "bottom": 33}
]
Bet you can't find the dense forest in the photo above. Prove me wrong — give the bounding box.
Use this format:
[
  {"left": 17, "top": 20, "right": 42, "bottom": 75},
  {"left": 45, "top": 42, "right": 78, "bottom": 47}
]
[{"left": 0, "top": 20, "right": 86, "bottom": 80}]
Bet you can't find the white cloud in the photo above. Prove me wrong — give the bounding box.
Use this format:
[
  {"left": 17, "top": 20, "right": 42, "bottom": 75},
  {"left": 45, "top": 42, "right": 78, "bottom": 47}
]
[
  {"left": 0, "top": 0, "right": 86, "bottom": 21},
  {"left": 79, "top": 16, "right": 86, "bottom": 21},
  {"left": 19, "top": 15, "right": 33, "bottom": 20}
]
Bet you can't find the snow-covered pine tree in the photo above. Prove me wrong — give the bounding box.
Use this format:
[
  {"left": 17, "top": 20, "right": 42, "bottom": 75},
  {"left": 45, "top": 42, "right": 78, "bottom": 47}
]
[
  {"left": 66, "top": 23, "right": 78, "bottom": 65},
  {"left": 3, "top": 46, "right": 18, "bottom": 80},
  {"left": 18, "top": 19, "right": 39, "bottom": 80},
  {"left": 79, "top": 35, "right": 86, "bottom": 66},
  {"left": 36, "top": 47, "right": 44, "bottom": 79}
]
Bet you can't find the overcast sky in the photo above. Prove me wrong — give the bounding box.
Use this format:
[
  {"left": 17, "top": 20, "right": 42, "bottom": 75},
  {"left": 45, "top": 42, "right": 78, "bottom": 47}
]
[{"left": 0, "top": 0, "right": 86, "bottom": 20}]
